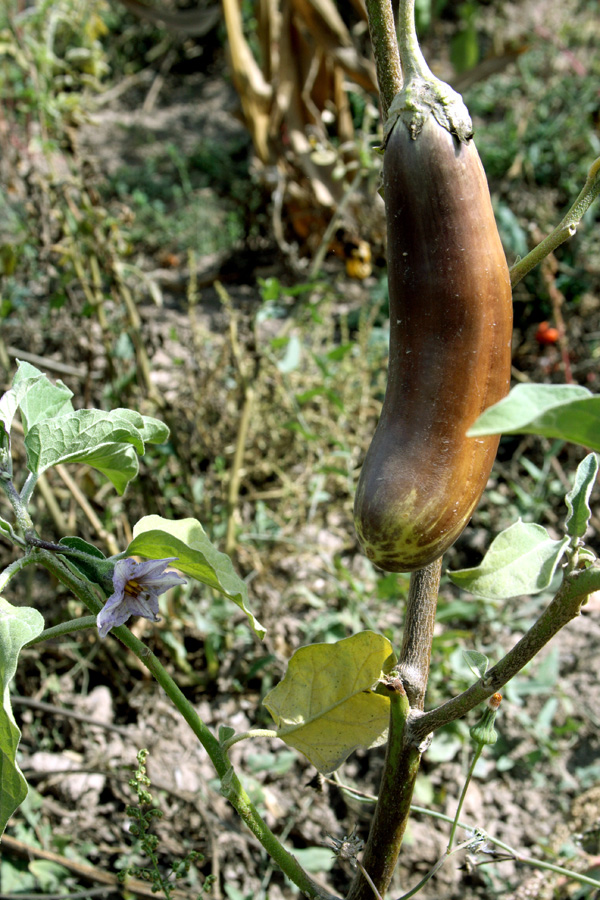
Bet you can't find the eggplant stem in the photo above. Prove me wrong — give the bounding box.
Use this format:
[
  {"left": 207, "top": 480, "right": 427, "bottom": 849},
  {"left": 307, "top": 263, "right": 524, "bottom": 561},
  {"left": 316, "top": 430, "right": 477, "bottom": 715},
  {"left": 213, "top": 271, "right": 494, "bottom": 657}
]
[{"left": 510, "top": 156, "right": 600, "bottom": 287}]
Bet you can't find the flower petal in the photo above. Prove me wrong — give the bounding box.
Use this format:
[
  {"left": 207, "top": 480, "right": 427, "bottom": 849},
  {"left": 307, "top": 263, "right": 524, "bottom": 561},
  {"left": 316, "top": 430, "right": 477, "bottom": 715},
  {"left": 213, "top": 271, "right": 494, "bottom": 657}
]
[{"left": 96, "top": 556, "right": 187, "bottom": 638}]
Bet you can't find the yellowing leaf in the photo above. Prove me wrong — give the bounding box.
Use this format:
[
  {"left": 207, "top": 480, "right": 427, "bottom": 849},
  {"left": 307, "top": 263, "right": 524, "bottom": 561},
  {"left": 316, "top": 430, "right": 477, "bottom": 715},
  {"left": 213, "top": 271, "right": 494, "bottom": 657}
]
[{"left": 263, "top": 631, "right": 396, "bottom": 774}]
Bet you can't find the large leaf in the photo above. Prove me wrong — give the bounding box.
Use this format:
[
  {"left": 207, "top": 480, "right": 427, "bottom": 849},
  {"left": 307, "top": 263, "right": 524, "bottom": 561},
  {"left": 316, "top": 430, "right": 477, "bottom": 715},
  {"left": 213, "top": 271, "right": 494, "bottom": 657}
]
[
  {"left": 23, "top": 409, "right": 168, "bottom": 494},
  {"left": 263, "top": 631, "right": 396, "bottom": 774},
  {"left": 0, "top": 598, "right": 44, "bottom": 835},
  {"left": 565, "top": 453, "right": 599, "bottom": 539},
  {"left": 12, "top": 360, "right": 74, "bottom": 435},
  {"left": 126, "top": 516, "right": 265, "bottom": 639},
  {"left": 449, "top": 520, "right": 570, "bottom": 600},
  {"left": 468, "top": 383, "right": 600, "bottom": 449}
]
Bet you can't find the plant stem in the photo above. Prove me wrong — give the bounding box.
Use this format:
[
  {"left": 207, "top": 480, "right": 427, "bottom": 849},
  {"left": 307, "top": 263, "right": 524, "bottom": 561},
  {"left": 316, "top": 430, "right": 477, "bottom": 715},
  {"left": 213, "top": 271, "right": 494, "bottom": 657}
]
[
  {"left": 25, "top": 615, "right": 98, "bottom": 646},
  {"left": 410, "top": 806, "right": 600, "bottom": 891},
  {"left": 364, "top": 0, "right": 402, "bottom": 118},
  {"left": 395, "top": 0, "right": 430, "bottom": 81},
  {"left": 20, "top": 471, "right": 38, "bottom": 506},
  {"left": 36, "top": 549, "right": 340, "bottom": 900},
  {"left": 0, "top": 477, "right": 34, "bottom": 535},
  {"left": 395, "top": 838, "right": 474, "bottom": 900},
  {"left": 447, "top": 746, "right": 482, "bottom": 851},
  {"left": 510, "top": 156, "right": 600, "bottom": 287},
  {"left": 397, "top": 558, "right": 441, "bottom": 709},
  {"left": 408, "top": 564, "right": 599, "bottom": 745},
  {"left": 0, "top": 553, "right": 39, "bottom": 589},
  {"left": 346, "top": 678, "right": 421, "bottom": 900},
  {"left": 221, "top": 729, "right": 278, "bottom": 753}
]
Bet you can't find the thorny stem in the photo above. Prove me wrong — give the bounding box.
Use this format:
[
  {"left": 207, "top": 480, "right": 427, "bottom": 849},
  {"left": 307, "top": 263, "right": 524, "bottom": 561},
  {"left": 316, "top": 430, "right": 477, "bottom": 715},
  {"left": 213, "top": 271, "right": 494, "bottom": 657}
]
[
  {"left": 35, "top": 549, "right": 340, "bottom": 900},
  {"left": 510, "top": 156, "right": 600, "bottom": 287},
  {"left": 408, "top": 564, "right": 600, "bottom": 745}
]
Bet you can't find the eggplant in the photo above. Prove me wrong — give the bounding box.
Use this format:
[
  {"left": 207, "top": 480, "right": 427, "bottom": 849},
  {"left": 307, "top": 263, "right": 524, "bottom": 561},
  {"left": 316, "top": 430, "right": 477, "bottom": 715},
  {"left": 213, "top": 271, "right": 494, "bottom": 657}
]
[{"left": 354, "top": 114, "right": 513, "bottom": 572}]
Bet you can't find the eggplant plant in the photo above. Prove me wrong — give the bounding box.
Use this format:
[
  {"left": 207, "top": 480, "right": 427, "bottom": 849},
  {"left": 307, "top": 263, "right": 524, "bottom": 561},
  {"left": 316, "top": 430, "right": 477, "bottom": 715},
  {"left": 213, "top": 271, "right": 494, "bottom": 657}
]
[{"left": 1, "top": 1, "right": 600, "bottom": 898}]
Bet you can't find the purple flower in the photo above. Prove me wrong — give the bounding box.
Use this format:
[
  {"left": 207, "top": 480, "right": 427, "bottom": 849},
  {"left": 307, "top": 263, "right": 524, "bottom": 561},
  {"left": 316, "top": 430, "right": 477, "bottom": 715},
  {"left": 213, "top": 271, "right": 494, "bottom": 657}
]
[{"left": 97, "top": 557, "right": 187, "bottom": 638}]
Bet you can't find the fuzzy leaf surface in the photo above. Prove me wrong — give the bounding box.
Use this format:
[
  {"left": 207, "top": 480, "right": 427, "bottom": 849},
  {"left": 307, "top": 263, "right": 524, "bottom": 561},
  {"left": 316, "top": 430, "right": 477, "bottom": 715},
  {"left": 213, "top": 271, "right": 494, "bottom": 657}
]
[
  {"left": 565, "top": 453, "right": 599, "bottom": 539},
  {"left": 449, "top": 521, "right": 570, "bottom": 600},
  {"left": 468, "top": 383, "right": 600, "bottom": 448},
  {"left": 12, "top": 361, "right": 74, "bottom": 434}
]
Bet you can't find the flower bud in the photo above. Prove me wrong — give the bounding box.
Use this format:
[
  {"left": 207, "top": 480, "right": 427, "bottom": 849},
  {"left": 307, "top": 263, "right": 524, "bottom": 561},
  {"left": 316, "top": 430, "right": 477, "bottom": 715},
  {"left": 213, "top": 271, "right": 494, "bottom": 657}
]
[{"left": 470, "top": 693, "right": 502, "bottom": 746}]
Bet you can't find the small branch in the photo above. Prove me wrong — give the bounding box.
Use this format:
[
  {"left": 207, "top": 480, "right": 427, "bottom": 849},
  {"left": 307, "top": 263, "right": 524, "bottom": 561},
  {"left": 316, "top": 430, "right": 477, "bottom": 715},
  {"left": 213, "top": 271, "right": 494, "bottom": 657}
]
[
  {"left": 25, "top": 615, "right": 98, "bottom": 646},
  {"left": 510, "top": 156, "right": 600, "bottom": 287},
  {"left": 0, "top": 553, "right": 39, "bottom": 588},
  {"left": 397, "top": 558, "right": 442, "bottom": 709},
  {"left": 408, "top": 564, "right": 599, "bottom": 744},
  {"left": 409, "top": 805, "right": 600, "bottom": 892},
  {"left": 394, "top": 838, "right": 474, "bottom": 900},
  {"left": 364, "top": 0, "right": 403, "bottom": 119},
  {"left": 20, "top": 471, "right": 38, "bottom": 506},
  {"left": 222, "top": 729, "right": 278, "bottom": 753}
]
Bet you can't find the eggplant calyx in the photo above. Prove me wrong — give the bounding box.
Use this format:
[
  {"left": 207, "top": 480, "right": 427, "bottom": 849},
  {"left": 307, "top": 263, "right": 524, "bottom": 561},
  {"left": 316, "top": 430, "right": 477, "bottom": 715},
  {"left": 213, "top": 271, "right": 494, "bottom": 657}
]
[{"left": 384, "top": 76, "right": 473, "bottom": 146}]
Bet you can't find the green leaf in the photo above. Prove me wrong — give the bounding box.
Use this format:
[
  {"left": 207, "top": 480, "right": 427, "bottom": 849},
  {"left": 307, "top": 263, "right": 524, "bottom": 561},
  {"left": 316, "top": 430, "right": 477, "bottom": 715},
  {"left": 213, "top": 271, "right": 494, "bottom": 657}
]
[
  {"left": 0, "top": 375, "right": 43, "bottom": 436},
  {"left": 263, "top": 631, "right": 396, "bottom": 774},
  {"left": 0, "top": 598, "right": 44, "bottom": 835},
  {"left": 57, "top": 537, "right": 114, "bottom": 590},
  {"left": 0, "top": 373, "right": 45, "bottom": 473},
  {"left": 449, "top": 521, "right": 570, "bottom": 600},
  {"left": 463, "top": 650, "right": 489, "bottom": 679},
  {"left": 12, "top": 361, "right": 74, "bottom": 435},
  {"left": 565, "top": 453, "right": 599, "bottom": 539},
  {"left": 218, "top": 725, "right": 236, "bottom": 744},
  {"left": 24, "top": 410, "right": 149, "bottom": 493},
  {"left": 138, "top": 415, "right": 170, "bottom": 445},
  {"left": 126, "top": 516, "right": 265, "bottom": 639},
  {"left": 58, "top": 537, "right": 106, "bottom": 559},
  {"left": 468, "top": 383, "right": 600, "bottom": 450}
]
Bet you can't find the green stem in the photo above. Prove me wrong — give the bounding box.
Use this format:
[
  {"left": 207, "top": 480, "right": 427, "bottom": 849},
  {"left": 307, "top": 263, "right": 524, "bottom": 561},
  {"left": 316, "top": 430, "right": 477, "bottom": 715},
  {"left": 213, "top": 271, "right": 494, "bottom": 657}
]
[
  {"left": 395, "top": 838, "right": 474, "bottom": 900},
  {"left": 346, "top": 677, "right": 421, "bottom": 900},
  {"left": 0, "top": 477, "right": 34, "bottom": 535},
  {"left": 326, "top": 790, "right": 600, "bottom": 894},
  {"left": 510, "top": 156, "right": 600, "bottom": 287},
  {"left": 447, "top": 746, "right": 482, "bottom": 851},
  {"left": 0, "top": 553, "right": 39, "bottom": 589},
  {"left": 25, "top": 615, "right": 98, "bottom": 646},
  {"left": 396, "top": 0, "right": 430, "bottom": 81},
  {"left": 409, "top": 807, "right": 600, "bottom": 891},
  {"left": 364, "top": 0, "right": 403, "bottom": 118},
  {"left": 20, "top": 471, "right": 38, "bottom": 507},
  {"left": 222, "top": 729, "right": 278, "bottom": 753},
  {"left": 36, "top": 549, "right": 340, "bottom": 900}
]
